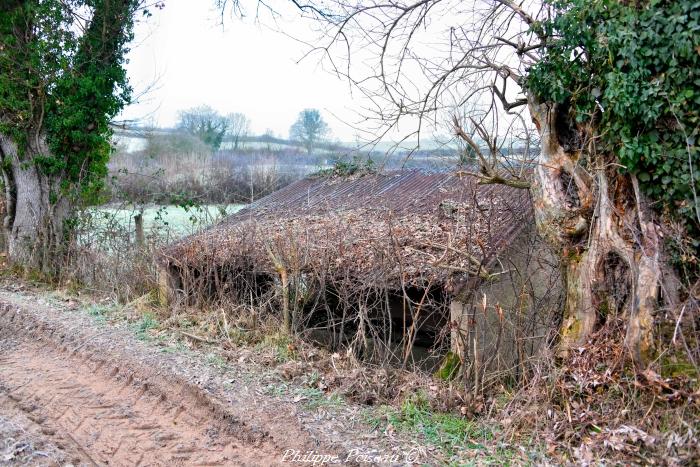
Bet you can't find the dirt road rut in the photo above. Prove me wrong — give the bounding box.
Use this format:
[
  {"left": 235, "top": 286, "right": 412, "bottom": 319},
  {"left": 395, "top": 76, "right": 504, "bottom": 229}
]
[
  {"left": 0, "top": 294, "right": 332, "bottom": 466},
  {"left": 1, "top": 341, "right": 266, "bottom": 465}
]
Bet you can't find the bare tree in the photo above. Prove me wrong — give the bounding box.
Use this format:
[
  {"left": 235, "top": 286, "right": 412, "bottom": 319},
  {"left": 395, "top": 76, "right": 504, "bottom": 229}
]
[
  {"left": 284, "top": 0, "right": 691, "bottom": 365},
  {"left": 226, "top": 112, "right": 251, "bottom": 150}
]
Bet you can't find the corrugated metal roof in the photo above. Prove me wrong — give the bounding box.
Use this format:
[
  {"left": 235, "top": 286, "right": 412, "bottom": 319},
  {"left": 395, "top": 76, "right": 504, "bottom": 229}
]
[
  {"left": 163, "top": 169, "right": 533, "bottom": 288},
  {"left": 224, "top": 169, "right": 528, "bottom": 222}
]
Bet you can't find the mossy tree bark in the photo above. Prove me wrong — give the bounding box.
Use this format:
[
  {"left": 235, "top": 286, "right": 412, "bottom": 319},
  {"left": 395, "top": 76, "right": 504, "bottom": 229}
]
[
  {"left": 528, "top": 100, "right": 676, "bottom": 365},
  {"left": 0, "top": 0, "right": 139, "bottom": 275},
  {"left": 0, "top": 134, "right": 69, "bottom": 274}
]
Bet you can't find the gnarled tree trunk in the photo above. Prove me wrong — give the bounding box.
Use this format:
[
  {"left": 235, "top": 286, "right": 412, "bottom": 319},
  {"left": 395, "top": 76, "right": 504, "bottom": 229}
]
[
  {"left": 0, "top": 0, "right": 139, "bottom": 275},
  {"left": 0, "top": 134, "right": 70, "bottom": 275},
  {"left": 528, "top": 100, "right": 677, "bottom": 365}
]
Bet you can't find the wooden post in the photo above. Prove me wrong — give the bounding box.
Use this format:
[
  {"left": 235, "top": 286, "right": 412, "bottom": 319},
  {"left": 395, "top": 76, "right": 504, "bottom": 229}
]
[
  {"left": 279, "top": 266, "right": 290, "bottom": 333},
  {"left": 134, "top": 212, "right": 145, "bottom": 249}
]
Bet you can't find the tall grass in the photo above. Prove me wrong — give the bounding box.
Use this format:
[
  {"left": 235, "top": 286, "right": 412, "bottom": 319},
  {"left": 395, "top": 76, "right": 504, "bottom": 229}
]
[{"left": 108, "top": 138, "right": 319, "bottom": 205}]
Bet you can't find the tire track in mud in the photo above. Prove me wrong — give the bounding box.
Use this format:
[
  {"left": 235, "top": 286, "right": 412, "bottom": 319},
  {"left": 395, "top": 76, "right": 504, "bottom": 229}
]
[
  {"left": 1, "top": 344, "right": 257, "bottom": 466},
  {"left": 0, "top": 299, "right": 299, "bottom": 466}
]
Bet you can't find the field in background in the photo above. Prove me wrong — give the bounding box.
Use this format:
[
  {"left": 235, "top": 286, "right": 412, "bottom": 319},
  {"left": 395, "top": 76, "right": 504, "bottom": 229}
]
[
  {"left": 109, "top": 131, "right": 465, "bottom": 207},
  {"left": 69, "top": 127, "right": 467, "bottom": 302},
  {"left": 108, "top": 149, "right": 313, "bottom": 205},
  {"left": 91, "top": 203, "right": 245, "bottom": 238},
  {"left": 63, "top": 203, "right": 245, "bottom": 300}
]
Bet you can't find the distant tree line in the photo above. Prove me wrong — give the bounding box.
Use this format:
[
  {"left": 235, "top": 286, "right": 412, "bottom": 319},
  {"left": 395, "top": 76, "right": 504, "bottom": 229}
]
[{"left": 175, "top": 106, "right": 331, "bottom": 154}]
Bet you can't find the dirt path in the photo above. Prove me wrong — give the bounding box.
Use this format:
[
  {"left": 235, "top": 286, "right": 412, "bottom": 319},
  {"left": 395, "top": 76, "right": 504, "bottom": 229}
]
[
  {"left": 0, "top": 290, "right": 398, "bottom": 466},
  {"left": 1, "top": 340, "right": 272, "bottom": 466}
]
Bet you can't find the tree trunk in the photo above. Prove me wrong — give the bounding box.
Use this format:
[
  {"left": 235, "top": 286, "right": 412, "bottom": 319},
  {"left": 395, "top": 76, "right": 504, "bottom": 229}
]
[
  {"left": 0, "top": 134, "right": 70, "bottom": 275},
  {"left": 528, "top": 100, "right": 676, "bottom": 365}
]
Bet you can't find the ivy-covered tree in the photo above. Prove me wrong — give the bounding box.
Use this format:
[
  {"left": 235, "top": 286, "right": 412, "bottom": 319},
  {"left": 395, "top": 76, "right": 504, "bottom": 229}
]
[
  {"left": 525, "top": 0, "right": 699, "bottom": 362},
  {"left": 177, "top": 105, "right": 229, "bottom": 151},
  {"left": 0, "top": 0, "right": 143, "bottom": 273},
  {"left": 293, "top": 0, "right": 699, "bottom": 365}
]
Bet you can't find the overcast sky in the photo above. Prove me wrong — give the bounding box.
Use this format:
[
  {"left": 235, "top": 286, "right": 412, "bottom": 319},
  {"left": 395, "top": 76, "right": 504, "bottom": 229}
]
[{"left": 119, "top": 0, "right": 362, "bottom": 141}]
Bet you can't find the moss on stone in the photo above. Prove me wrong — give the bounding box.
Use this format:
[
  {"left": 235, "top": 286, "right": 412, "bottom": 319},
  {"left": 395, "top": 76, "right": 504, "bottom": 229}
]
[
  {"left": 435, "top": 351, "right": 461, "bottom": 381},
  {"left": 658, "top": 354, "right": 699, "bottom": 379}
]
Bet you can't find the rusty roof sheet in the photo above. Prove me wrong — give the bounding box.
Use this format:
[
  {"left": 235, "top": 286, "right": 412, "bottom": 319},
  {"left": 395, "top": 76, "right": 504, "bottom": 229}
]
[
  {"left": 162, "top": 170, "right": 533, "bottom": 289},
  {"left": 225, "top": 170, "right": 485, "bottom": 220}
]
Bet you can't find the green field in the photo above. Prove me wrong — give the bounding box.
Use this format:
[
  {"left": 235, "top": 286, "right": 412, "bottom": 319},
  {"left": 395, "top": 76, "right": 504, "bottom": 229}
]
[{"left": 89, "top": 204, "right": 245, "bottom": 239}]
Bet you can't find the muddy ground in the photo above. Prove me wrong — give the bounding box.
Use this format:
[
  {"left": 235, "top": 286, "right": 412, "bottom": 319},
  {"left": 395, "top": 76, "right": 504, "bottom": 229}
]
[{"left": 0, "top": 286, "right": 429, "bottom": 466}]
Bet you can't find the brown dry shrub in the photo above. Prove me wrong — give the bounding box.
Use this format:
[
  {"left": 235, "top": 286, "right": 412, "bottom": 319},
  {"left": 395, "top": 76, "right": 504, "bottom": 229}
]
[{"left": 498, "top": 312, "right": 700, "bottom": 465}]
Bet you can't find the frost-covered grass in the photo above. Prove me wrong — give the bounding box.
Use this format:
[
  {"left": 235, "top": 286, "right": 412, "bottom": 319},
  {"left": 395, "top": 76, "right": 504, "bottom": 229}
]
[
  {"left": 90, "top": 203, "right": 244, "bottom": 238},
  {"left": 66, "top": 203, "right": 245, "bottom": 300}
]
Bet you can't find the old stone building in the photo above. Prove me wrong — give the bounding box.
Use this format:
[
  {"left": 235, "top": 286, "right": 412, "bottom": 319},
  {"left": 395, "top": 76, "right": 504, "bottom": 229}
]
[{"left": 160, "top": 170, "right": 561, "bottom": 385}]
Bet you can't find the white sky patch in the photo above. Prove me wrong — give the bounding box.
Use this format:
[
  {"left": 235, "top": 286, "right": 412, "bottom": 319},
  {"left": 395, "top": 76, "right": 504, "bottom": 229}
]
[{"left": 119, "top": 0, "right": 360, "bottom": 141}]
